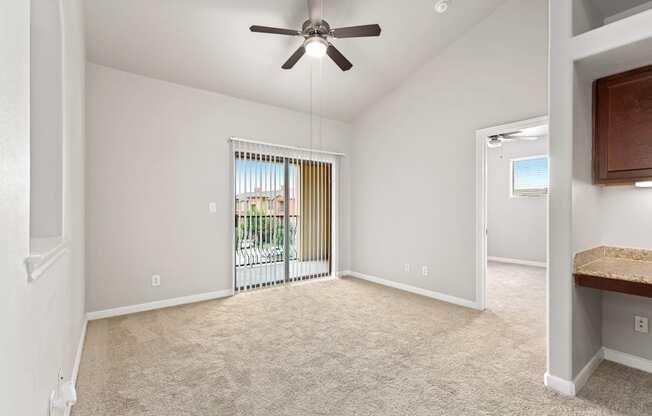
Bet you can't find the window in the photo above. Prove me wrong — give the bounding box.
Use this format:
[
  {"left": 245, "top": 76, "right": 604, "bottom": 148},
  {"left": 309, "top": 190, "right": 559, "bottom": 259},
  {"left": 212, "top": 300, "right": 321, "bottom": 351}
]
[{"left": 511, "top": 156, "right": 549, "bottom": 197}]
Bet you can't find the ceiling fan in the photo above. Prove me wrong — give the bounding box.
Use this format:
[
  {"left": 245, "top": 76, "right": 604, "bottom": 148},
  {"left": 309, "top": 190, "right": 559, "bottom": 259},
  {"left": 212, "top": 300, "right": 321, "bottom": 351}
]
[
  {"left": 249, "top": 0, "right": 381, "bottom": 71},
  {"left": 487, "top": 131, "right": 540, "bottom": 148}
]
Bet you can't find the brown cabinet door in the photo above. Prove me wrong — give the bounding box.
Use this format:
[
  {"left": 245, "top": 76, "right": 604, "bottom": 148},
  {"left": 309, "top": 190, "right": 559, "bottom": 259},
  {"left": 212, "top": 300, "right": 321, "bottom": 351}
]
[{"left": 594, "top": 64, "right": 652, "bottom": 184}]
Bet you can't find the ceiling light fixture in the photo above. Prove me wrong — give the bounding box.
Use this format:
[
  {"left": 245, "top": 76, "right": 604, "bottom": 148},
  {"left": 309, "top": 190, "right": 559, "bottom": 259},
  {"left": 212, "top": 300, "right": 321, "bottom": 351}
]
[
  {"left": 487, "top": 137, "right": 502, "bottom": 148},
  {"left": 434, "top": 0, "right": 450, "bottom": 14},
  {"left": 635, "top": 181, "right": 652, "bottom": 188},
  {"left": 304, "top": 36, "right": 328, "bottom": 58},
  {"left": 249, "top": 0, "right": 381, "bottom": 71}
]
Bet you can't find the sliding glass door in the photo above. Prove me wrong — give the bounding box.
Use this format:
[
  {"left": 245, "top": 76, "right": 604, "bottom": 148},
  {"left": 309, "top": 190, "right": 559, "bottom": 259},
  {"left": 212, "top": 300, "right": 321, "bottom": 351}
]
[{"left": 233, "top": 142, "right": 333, "bottom": 292}]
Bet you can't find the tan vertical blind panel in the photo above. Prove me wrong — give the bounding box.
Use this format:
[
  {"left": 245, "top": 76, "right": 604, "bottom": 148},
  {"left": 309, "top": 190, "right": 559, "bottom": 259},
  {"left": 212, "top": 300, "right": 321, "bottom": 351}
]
[{"left": 298, "top": 161, "right": 331, "bottom": 263}]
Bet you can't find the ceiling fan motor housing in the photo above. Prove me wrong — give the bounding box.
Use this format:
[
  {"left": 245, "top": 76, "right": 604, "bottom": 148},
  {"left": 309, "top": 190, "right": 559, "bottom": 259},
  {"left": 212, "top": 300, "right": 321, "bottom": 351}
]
[{"left": 302, "top": 19, "right": 331, "bottom": 37}]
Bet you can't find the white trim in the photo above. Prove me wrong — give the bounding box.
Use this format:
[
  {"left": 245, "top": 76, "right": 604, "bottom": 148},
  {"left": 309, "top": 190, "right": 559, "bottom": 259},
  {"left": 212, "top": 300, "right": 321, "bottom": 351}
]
[
  {"left": 59, "top": 0, "right": 68, "bottom": 247},
  {"left": 229, "top": 140, "right": 236, "bottom": 293},
  {"left": 475, "top": 115, "right": 548, "bottom": 312},
  {"left": 544, "top": 372, "right": 575, "bottom": 396},
  {"left": 348, "top": 271, "right": 482, "bottom": 310},
  {"left": 63, "top": 318, "right": 87, "bottom": 416},
  {"left": 71, "top": 318, "right": 87, "bottom": 384},
  {"left": 25, "top": 239, "right": 69, "bottom": 282},
  {"left": 604, "top": 347, "right": 652, "bottom": 374},
  {"left": 544, "top": 347, "right": 652, "bottom": 396},
  {"left": 86, "top": 290, "right": 234, "bottom": 320},
  {"left": 487, "top": 256, "right": 547, "bottom": 268},
  {"left": 573, "top": 348, "right": 604, "bottom": 395}
]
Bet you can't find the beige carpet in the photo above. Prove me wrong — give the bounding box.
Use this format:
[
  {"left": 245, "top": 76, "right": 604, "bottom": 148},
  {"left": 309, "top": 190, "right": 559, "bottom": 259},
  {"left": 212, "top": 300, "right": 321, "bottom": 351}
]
[{"left": 74, "top": 263, "right": 652, "bottom": 415}]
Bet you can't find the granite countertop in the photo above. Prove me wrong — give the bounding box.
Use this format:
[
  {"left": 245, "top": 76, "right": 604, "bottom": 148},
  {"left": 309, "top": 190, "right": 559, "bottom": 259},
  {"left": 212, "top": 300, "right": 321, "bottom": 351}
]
[{"left": 574, "top": 246, "right": 652, "bottom": 285}]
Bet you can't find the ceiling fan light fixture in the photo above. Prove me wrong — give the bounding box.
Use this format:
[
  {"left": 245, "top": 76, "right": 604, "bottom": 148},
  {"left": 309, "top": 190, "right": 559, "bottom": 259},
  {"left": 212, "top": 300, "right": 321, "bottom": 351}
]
[
  {"left": 487, "top": 138, "right": 502, "bottom": 148},
  {"left": 250, "top": 1, "right": 379, "bottom": 70},
  {"left": 304, "top": 36, "right": 328, "bottom": 58}
]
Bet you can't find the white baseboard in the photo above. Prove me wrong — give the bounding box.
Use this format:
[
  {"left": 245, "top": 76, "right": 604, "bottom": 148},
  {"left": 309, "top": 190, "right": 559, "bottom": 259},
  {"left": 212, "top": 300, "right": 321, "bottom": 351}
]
[
  {"left": 86, "top": 289, "right": 234, "bottom": 320},
  {"left": 65, "top": 318, "right": 87, "bottom": 416},
  {"left": 604, "top": 347, "right": 652, "bottom": 374},
  {"left": 488, "top": 256, "right": 547, "bottom": 268},
  {"left": 71, "top": 318, "right": 87, "bottom": 382},
  {"left": 544, "top": 347, "right": 652, "bottom": 397},
  {"left": 347, "top": 271, "right": 482, "bottom": 310},
  {"left": 573, "top": 348, "right": 605, "bottom": 394},
  {"left": 544, "top": 372, "right": 575, "bottom": 396}
]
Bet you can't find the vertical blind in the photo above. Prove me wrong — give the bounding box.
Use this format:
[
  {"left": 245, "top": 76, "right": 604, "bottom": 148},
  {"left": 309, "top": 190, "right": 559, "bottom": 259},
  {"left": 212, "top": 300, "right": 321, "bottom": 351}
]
[{"left": 231, "top": 139, "right": 338, "bottom": 292}]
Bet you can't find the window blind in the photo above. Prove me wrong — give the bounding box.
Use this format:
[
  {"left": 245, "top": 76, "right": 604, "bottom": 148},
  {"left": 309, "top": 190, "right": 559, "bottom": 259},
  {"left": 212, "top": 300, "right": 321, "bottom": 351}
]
[
  {"left": 231, "top": 139, "right": 338, "bottom": 292},
  {"left": 511, "top": 156, "right": 549, "bottom": 197}
]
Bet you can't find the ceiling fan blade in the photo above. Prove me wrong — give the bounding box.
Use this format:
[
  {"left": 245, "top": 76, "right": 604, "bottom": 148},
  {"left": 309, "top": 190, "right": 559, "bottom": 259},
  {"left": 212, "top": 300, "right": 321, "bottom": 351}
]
[
  {"left": 250, "top": 25, "right": 301, "bottom": 36},
  {"left": 282, "top": 46, "right": 306, "bottom": 69},
  {"left": 332, "top": 24, "right": 381, "bottom": 38},
  {"left": 307, "top": 0, "right": 323, "bottom": 24},
  {"left": 513, "top": 136, "right": 540, "bottom": 141},
  {"left": 501, "top": 131, "right": 523, "bottom": 137},
  {"left": 327, "top": 44, "right": 353, "bottom": 71}
]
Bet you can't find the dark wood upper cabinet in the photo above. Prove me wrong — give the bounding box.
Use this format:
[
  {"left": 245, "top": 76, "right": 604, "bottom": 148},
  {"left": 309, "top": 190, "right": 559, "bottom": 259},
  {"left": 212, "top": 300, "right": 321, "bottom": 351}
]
[{"left": 594, "top": 64, "right": 652, "bottom": 184}]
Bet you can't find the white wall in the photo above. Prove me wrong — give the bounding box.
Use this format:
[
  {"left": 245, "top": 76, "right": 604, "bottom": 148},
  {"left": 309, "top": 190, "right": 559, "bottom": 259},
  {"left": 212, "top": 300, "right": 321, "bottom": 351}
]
[
  {"left": 570, "top": 37, "right": 652, "bottom": 370},
  {"left": 350, "top": 0, "right": 548, "bottom": 302},
  {"left": 571, "top": 70, "right": 603, "bottom": 377},
  {"left": 552, "top": 0, "right": 652, "bottom": 387},
  {"left": 487, "top": 138, "right": 548, "bottom": 263},
  {"left": 599, "top": 186, "right": 652, "bottom": 362},
  {"left": 572, "top": 0, "right": 604, "bottom": 35},
  {"left": 30, "top": 0, "right": 63, "bottom": 238},
  {"left": 0, "top": 0, "right": 86, "bottom": 414},
  {"left": 600, "top": 188, "right": 652, "bottom": 249},
  {"left": 85, "top": 63, "right": 352, "bottom": 313}
]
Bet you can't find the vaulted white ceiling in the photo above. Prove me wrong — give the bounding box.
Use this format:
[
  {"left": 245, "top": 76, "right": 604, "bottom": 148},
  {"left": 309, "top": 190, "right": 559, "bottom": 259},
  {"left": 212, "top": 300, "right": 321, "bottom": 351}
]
[{"left": 85, "top": 0, "right": 505, "bottom": 121}]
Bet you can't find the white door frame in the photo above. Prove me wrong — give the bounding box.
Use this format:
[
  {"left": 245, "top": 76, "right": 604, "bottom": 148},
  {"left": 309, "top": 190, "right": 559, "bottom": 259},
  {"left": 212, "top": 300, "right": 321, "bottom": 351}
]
[{"left": 474, "top": 115, "right": 549, "bottom": 310}]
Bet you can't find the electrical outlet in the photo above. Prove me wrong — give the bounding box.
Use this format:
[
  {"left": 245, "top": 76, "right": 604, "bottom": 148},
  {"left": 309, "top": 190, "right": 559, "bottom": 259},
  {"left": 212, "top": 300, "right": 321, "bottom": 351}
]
[
  {"left": 209, "top": 202, "right": 217, "bottom": 213},
  {"left": 635, "top": 316, "right": 649, "bottom": 334},
  {"left": 422, "top": 266, "right": 429, "bottom": 277},
  {"left": 404, "top": 264, "right": 411, "bottom": 273},
  {"left": 152, "top": 275, "right": 161, "bottom": 287}
]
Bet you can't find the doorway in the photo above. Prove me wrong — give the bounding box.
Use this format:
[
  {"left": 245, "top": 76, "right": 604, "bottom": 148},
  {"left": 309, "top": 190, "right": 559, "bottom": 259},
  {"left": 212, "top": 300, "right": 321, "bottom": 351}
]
[
  {"left": 475, "top": 116, "right": 549, "bottom": 310},
  {"left": 231, "top": 140, "right": 335, "bottom": 292}
]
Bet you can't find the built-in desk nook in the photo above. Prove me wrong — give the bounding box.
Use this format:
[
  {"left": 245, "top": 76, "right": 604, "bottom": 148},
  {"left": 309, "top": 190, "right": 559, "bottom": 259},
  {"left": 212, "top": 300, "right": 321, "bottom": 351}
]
[{"left": 574, "top": 247, "right": 652, "bottom": 299}]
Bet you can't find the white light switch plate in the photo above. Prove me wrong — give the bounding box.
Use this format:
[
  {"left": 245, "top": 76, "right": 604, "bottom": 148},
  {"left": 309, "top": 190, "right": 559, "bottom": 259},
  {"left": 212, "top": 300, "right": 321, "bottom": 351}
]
[{"left": 209, "top": 202, "right": 217, "bottom": 213}]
